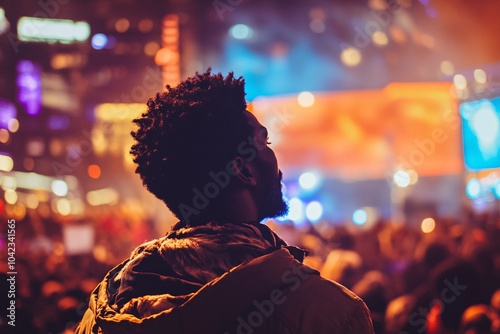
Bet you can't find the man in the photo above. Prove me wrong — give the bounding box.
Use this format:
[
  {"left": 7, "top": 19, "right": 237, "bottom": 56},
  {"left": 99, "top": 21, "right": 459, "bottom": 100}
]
[{"left": 76, "top": 70, "right": 374, "bottom": 333}]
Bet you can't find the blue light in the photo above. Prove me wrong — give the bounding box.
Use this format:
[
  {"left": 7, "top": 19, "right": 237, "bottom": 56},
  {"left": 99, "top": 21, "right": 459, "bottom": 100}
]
[
  {"left": 465, "top": 178, "right": 481, "bottom": 199},
  {"left": 352, "top": 209, "right": 367, "bottom": 225},
  {"left": 229, "top": 24, "right": 253, "bottom": 40},
  {"left": 91, "top": 33, "right": 108, "bottom": 50}
]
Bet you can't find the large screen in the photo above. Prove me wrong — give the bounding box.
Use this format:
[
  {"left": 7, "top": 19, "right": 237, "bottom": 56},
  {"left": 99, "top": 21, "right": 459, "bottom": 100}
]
[{"left": 461, "top": 97, "right": 500, "bottom": 170}]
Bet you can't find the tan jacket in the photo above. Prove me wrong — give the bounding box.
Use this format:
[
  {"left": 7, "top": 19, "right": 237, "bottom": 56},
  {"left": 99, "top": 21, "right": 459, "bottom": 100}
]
[{"left": 76, "top": 248, "right": 374, "bottom": 333}]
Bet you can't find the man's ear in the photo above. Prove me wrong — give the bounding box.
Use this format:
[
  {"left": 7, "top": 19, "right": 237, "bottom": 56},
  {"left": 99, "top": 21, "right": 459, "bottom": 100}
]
[{"left": 231, "top": 157, "right": 257, "bottom": 186}]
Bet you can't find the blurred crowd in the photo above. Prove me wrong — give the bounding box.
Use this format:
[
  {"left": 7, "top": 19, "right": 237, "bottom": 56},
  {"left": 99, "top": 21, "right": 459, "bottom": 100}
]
[{"left": 1, "top": 209, "right": 499, "bottom": 334}]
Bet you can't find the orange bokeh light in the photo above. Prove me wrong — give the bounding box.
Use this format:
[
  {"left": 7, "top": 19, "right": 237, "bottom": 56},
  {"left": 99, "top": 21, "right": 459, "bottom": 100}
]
[{"left": 88, "top": 164, "right": 101, "bottom": 179}]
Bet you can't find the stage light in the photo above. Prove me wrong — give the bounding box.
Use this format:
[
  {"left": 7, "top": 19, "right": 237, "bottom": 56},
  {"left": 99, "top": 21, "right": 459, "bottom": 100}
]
[
  {"left": 0, "top": 129, "right": 9, "bottom": 144},
  {"left": 298, "top": 172, "right": 318, "bottom": 190},
  {"left": 474, "top": 69, "right": 487, "bottom": 84},
  {"left": 305, "top": 201, "right": 323, "bottom": 222},
  {"left": 393, "top": 170, "right": 410, "bottom": 188},
  {"left": 8, "top": 119, "right": 19, "bottom": 133},
  {"left": 18, "top": 17, "right": 90, "bottom": 43},
  {"left": 471, "top": 101, "right": 499, "bottom": 145},
  {"left": 115, "top": 18, "right": 130, "bottom": 33},
  {"left": 340, "top": 47, "right": 361, "bottom": 67},
  {"left": 297, "top": 92, "right": 315, "bottom": 108},
  {"left": 421, "top": 218, "right": 435, "bottom": 233},
  {"left": 372, "top": 31, "right": 388, "bottom": 46},
  {"left": 0, "top": 99, "right": 17, "bottom": 129},
  {"left": 91, "top": 33, "right": 108, "bottom": 50},
  {"left": 154, "top": 47, "right": 172, "bottom": 65},
  {"left": 453, "top": 74, "right": 467, "bottom": 90},
  {"left": 352, "top": 209, "right": 367, "bottom": 226},
  {"left": 466, "top": 178, "right": 480, "bottom": 199},
  {"left": 0, "top": 154, "right": 13, "bottom": 172},
  {"left": 51, "top": 180, "right": 68, "bottom": 197},
  {"left": 56, "top": 198, "right": 71, "bottom": 216},
  {"left": 229, "top": 24, "right": 253, "bottom": 40},
  {"left": 88, "top": 164, "right": 101, "bottom": 179},
  {"left": 0, "top": 8, "right": 9, "bottom": 35},
  {"left": 4, "top": 190, "right": 17, "bottom": 205}
]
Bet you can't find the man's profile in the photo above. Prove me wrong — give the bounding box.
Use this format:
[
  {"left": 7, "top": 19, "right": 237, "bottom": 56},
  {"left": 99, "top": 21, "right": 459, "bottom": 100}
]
[{"left": 76, "top": 70, "right": 374, "bottom": 333}]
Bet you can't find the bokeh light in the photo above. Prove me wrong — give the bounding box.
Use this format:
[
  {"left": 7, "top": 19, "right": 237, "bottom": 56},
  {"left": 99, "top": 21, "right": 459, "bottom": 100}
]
[
  {"left": 229, "top": 24, "right": 253, "bottom": 40},
  {"left": 305, "top": 201, "right": 323, "bottom": 222},
  {"left": 51, "top": 180, "right": 69, "bottom": 197},
  {"left": 88, "top": 164, "right": 101, "bottom": 179},
  {"left": 340, "top": 47, "right": 362, "bottom": 67},
  {"left": 393, "top": 170, "right": 411, "bottom": 188},
  {"left": 144, "top": 41, "right": 160, "bottom": 57},
  {"left": 352, "top": 209, "right": 367, "bottom": 225},
  {"left": 57, "top": 198, "right": 71, "bottom": 216},
  {"left": 421, "top": 217, "right": 436, "bottom": 233},
  {"left": 8, "top": 119, "right": 19, "bottom": 132},
  {"left": 474, "top": 69, "right": 487, "bottom": 84},
  {"left": 115, "top": 18, "right": 130, "bottom": 33},
  {"left": 466, "top": 178, "right": 481, "bottom": 199},
  {"left": 91, "top": 33, "right": 108, "bottom": 50},
  {"left": 298, "top": 172, "right": 319, "bottom": 190},
  {"left": 286, "top": 198, "right": 304, "bottom": 223},
  {"left": 440, "top": 60, "right": 454, "bottom": 76},
  {"left": 297, "top": 91, "right": 315, "bottom": 107},
  {"left": 0, "top": 154, "right": 13, "bottom": 172},
  {"left": 372, "top": 31, "right": 388, "bottom": 46},
  {"left": 453, "top": 74, "right": 467, "bottom": 90},
  {"left": 4, "top": 189, "right": 17, "bottom": 205},
  {"left": 0, "top": 129, "right": 9, "bottom": 143}
]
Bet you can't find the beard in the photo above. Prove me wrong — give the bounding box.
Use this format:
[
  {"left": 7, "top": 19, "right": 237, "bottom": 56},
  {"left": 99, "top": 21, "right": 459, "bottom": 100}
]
[{"left": 258, "top": 170, "right": 289, "bottom": 221}]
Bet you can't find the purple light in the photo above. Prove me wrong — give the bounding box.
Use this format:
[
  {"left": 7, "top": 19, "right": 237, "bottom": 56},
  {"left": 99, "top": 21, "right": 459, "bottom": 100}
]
[
  {"left": 16, "top": 60, "right": 42, "bottom": 116},
  {"left": 0, "top": 99, "right": 17, "bottom": 129}
]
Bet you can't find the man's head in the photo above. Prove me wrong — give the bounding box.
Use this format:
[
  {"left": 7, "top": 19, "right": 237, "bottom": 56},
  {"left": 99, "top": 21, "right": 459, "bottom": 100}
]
[{"left": 131, "top": 70, "right": 288, "bottom": 224}]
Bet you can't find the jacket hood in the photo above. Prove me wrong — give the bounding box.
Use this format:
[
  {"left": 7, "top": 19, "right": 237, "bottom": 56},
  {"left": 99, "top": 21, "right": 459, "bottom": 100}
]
[
  {"left": 84, "top": 248, "right": 313, "bottom": 334},
  {"left": 78, "top": 222, "right": 310, "bottom": 334}
]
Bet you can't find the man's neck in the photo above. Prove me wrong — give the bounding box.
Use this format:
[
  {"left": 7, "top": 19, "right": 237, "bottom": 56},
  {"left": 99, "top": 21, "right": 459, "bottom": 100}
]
[{"left": 214, "top": 189, "right": 260, "bottom": 224}]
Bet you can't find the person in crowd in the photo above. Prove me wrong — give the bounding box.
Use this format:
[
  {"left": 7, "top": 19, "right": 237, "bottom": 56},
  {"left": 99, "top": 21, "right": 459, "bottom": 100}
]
[{"left": 75, "top": 70, "right": 374, "bottom": 334}]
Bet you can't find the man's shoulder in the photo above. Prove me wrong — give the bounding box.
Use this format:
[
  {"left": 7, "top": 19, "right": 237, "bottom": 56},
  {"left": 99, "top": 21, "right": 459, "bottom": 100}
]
[{"left": 216, "top": 248, "right": 374, "bottom": 333}]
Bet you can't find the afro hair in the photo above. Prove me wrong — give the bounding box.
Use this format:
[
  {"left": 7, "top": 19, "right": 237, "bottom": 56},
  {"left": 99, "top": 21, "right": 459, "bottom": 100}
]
[{"left": 130, "top": 69, "right": 253, "bottom": 221}]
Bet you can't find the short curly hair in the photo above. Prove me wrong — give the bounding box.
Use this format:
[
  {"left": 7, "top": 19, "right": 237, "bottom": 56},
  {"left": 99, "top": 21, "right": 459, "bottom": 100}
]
[{"left": 131, "top": 70, "right": 253, "bottom": 221}]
